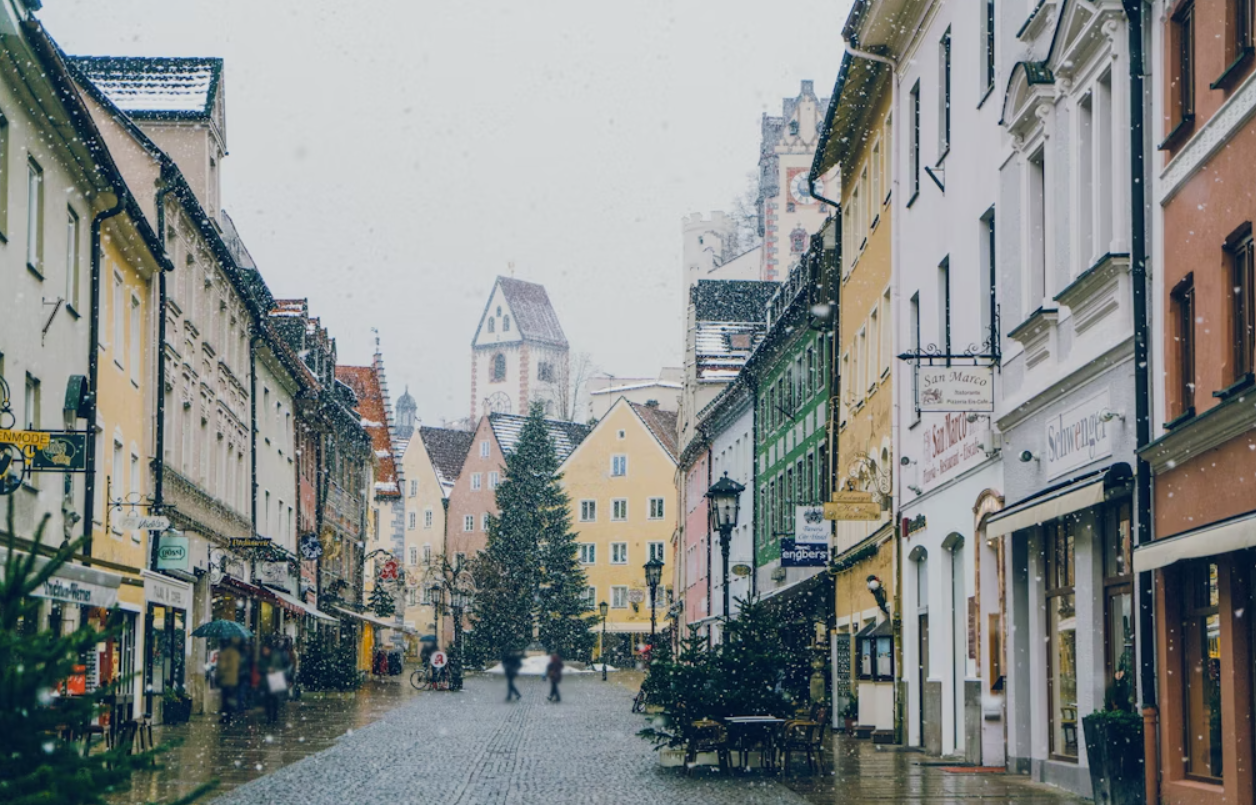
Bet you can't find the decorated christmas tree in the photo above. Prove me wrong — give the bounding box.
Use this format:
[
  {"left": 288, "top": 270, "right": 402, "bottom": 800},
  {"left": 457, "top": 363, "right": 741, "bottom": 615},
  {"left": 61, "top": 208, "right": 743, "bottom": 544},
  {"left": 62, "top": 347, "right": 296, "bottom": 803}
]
[{"left": 368, "top": 583, "right": 395, "bottom": 618}]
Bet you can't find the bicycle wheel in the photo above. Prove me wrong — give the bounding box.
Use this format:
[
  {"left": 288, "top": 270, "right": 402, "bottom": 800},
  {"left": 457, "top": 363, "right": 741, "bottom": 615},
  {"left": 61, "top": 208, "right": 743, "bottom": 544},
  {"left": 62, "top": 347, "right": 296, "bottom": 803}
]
[{"left": 409, "top": 670, "right": 425, "bottom": 691}]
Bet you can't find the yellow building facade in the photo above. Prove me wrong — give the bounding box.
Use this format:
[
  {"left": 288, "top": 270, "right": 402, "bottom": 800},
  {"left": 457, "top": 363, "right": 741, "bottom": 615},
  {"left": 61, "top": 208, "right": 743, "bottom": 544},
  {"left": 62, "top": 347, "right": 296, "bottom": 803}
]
[{"left": 559, "top": 399, "right": 677, "bottom": 661}]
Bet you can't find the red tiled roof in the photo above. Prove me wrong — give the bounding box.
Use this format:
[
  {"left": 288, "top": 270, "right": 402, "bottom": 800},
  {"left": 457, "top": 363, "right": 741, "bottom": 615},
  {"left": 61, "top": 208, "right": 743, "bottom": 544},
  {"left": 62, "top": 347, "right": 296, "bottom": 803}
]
[
  {"left": 630, "top": 402, "right": 679, "bottom": 461},
  {"left": 336, "top": 364, "right": 400, "bottom": 498}
]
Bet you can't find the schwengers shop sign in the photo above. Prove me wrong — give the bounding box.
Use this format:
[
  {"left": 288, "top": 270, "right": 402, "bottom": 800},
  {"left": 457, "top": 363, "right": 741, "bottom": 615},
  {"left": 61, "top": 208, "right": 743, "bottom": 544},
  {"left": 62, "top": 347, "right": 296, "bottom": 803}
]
[{"left": 1045, "top": 390, "right": 1114, "bottom": 478}]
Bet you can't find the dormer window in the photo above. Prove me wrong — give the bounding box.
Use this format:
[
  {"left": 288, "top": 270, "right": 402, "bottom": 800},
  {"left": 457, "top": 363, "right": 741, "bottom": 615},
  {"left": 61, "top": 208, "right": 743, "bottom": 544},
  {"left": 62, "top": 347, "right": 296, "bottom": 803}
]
[{"left": 789, "top": 120, "right": 799, "bottom": 136}]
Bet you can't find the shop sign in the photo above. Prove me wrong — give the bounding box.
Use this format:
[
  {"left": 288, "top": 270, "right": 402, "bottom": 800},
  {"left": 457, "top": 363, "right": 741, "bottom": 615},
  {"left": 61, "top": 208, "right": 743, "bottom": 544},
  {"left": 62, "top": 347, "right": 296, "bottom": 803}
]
[
  {"left": 920, "top": 412, "right": 990, "bottom": 492},
  {"left": 917, "top": 365, "right": 994, "bottom": 412},
  {"left": 1044, "top": 389, "right": 1113, "bottom": 479},
  {"left": 378, "top": 558, "right": 399, "bottom": 582},
  {"left": 258, "top": 561, "right": 287, "bottom": 585},
  {"left": 904, "top": 513, "right": 928, "bottom": 536},
  {"left": 824, "top": 491, "right": 880, "bottom": 521},
  {"left": 229, "top": 537, "right": 272, "bottom": 550},
  {"left": 731, "top": 563, "right": 753, "bottom": 577},
  {"left": 28, "top": 432, "right": 87, "bottom": 472},
  {"left": 299, "top": 533, "right": 323, "bottom": 560},
  {"left": 156, "top": 533, "right": 189, "bottom": 572},
  {"left": 794, "top": 506, "right": 833, "bottom": 544},
  {"left": 117, "top": 514, "right": 170, "bottom": 531},
  {"left": 0, "top": 444, "right": 26, "bottom": 495},
  {"left": 36, "top": 576, "right": 117, "bottom": 607},
  {"left": 143, "top": 570, "right": 191, "bottom": 610},
  {"left": 0, "top": 429, "right": 51, "bottom": 450},
  {"left": 780, "top": 538, "right": 829, "bottom": 567}
]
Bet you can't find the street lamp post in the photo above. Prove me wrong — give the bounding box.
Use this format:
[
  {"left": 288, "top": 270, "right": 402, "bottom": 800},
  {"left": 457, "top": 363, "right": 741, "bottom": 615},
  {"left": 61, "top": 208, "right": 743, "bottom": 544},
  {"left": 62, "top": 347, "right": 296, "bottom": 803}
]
[
  {"left": 598, "top": 600, "right": 609, "bottom": 681},
  {"left": 706, "top": 473, "right": 745, "bottom": 628},
  {"left": 450, "top": 586, "right": 467, "bottom": 691},
  {"left": 644, "top": 557, "right": 663, "bottom": 640}
]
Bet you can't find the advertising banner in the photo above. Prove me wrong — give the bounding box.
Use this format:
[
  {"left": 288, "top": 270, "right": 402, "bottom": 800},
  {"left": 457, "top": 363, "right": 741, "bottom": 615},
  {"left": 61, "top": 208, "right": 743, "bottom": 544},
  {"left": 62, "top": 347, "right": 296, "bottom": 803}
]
[{"left": 780, "top": 538, "right": 829, "bottom": 567}]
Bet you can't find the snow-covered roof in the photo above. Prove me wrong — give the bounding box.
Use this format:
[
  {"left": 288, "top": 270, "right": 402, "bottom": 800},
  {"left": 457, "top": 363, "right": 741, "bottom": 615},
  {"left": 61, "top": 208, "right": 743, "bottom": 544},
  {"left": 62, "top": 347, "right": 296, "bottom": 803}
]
[
  {"left": 489, "top": 414, "right": 591, "bottom": 463},
  {"left": 696, "top": 321, "right": 767, "bottom": 383},
  {"left": 66, "top": 56, "right": 222, "bottom": 118},
  {"left": 630, "top": 402, "right": 680, "bottom": 460},
  {"left": 420, "top": 427, "right": 475, "bottom": 494},
  {"left": 495, "top": 277, "right": 568, "bottom": 347},
  {"left": 589, "top": 380, "right": 683, "bottom": 396},
  {"left": 692, "top": 279, "right": 778, "bottom": 323},
  {"left": 336, "top": 365, "right": 400, "bottom": 498}
]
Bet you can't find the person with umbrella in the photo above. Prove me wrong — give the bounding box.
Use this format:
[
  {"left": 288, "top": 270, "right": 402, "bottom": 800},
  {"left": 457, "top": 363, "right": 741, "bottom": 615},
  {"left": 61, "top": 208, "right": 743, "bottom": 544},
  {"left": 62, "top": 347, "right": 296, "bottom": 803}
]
[{"left": 192, "top": 619, "right": 252, "bottom": 721}]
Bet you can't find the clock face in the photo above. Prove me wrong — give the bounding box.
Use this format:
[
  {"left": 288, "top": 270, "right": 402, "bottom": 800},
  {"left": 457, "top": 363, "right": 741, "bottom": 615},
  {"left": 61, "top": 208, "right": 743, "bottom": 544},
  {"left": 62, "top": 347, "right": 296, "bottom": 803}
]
[{"left": 790, "top": 173, "right": 817, "bottom": 204}]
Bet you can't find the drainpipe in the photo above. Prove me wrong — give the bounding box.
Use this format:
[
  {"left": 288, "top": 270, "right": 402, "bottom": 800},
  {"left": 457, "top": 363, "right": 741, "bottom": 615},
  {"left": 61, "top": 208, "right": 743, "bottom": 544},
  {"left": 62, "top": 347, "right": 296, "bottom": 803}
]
[
  {"left": 149, "top": 180, "right": 174, "bottom": 571},
  {"left": 83, "top": 190, "right": 129, "bottom": 557},
  {"left": 250, "top": 334, "right": 259, "bottom": 541},
  {"left": 1121, "top": 2, "right": 1158, "bottom": 802}
]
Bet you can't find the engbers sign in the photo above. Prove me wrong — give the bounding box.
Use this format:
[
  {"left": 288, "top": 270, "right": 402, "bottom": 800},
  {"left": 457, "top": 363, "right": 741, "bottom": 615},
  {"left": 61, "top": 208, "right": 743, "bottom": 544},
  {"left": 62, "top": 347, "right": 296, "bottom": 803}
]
[{"left": 917, "top": 365, "right": 994, "bottom": 412}]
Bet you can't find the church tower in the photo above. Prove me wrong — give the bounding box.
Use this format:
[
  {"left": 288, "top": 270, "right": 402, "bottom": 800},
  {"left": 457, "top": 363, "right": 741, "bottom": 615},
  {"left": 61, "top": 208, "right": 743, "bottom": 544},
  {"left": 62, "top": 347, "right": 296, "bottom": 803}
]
[
  {"left": 470, "top": 277, "right": 570, "bottom": 422},
  {"left": 395, "top": 386, "right": 417, "bottom": 442}
]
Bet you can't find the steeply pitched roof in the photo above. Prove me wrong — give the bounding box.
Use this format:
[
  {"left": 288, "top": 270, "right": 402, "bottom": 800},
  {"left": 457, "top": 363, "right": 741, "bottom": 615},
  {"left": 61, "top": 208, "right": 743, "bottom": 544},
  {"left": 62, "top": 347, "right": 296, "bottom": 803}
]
[
  {"left": 495, "top": 277, "right": 568, "bottom": 347},
  {"left": 630, "top": 402, "right": 679, "bottom": 461},
  {"left": 335, "top": 365, "right": 400, "bottom": 498},
  {"left": 692, "top": 279, "right": 779, "bottom": 322},
  {"left": 420, "top": 427, "right": 474, "bottom": 493},
  {"left": 489, "top": 414, "right": 591, "bottom": 464},
  {"left": 66, "top": 56, "right": 222, "bottom": 118}
]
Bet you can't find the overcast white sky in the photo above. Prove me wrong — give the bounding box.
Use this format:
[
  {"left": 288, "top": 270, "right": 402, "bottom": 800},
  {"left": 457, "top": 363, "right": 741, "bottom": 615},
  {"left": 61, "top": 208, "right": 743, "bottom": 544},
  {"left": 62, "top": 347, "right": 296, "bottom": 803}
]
[{"left": 41, "top": 0, "right": 850, "bottom": 425}]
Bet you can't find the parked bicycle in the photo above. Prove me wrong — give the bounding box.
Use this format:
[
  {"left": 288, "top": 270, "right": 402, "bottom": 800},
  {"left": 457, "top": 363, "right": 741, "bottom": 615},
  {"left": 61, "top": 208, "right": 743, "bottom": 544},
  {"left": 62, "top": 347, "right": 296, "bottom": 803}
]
[
  {"left": 409, "top": 664, "right": 451, "bottom": 691},
  {"left": 631, "top": 687, "right": 648, "bottom": 713}
]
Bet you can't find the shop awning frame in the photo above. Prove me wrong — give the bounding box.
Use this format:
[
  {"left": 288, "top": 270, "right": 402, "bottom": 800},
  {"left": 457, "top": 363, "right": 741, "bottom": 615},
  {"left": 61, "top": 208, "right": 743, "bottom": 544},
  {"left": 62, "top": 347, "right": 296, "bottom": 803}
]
[
  {"left": 262, "top": 584, "right": 312, "bottom": 617},
  {"left": 984, "top": 463, "right": 1132, "bottom": 540},
  {"left": 1134, "top": 510, "right": 1256, "bottom": 572},
  {"left": 330, "top": 605, "right": 399, "bottom": 630},
  {"left": 0, "top": 546, "right": 123, "bottom": 609}
]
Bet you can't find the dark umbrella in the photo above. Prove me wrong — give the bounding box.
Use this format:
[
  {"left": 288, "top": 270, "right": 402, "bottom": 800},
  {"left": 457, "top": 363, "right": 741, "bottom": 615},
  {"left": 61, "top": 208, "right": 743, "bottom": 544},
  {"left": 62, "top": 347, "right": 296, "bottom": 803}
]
[
  {"left": 419, "top": 634, "right": 438, "bottom": 642},
  {"left": 191, "top": 619, "right": 253, "bottom": 640}
]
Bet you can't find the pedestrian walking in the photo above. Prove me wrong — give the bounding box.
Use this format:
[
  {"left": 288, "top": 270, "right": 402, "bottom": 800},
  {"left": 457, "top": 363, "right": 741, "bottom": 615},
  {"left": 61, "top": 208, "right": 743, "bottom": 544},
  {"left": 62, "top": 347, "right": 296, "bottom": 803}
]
[
  {"left": 545, "top": 653, "right": 563, "bottom": 703},
  {"left": 216, "top": 637, "right": 242, "bottom": 721},
  {"left": 262, "top": 643, "right": 289, "bottom": 723},
  {"left": 502, "top": 650, "right": 522, "bottom": 702}
]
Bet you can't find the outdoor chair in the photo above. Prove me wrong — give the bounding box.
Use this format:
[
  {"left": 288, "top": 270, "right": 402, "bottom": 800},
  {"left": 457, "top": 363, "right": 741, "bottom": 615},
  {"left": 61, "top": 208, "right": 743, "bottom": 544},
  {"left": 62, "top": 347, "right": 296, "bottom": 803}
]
[
  {"left": 730, "top": 720, "right": 782, "bottom": 772},
  {"left": 106, "top": 720, "right": 140, "bottom": 769},
  {"left": 684, "top": 719, "right": 730, "bottom": 775},
  {"left": 780, "top": 720, "right": 824, "bottom": 773}
]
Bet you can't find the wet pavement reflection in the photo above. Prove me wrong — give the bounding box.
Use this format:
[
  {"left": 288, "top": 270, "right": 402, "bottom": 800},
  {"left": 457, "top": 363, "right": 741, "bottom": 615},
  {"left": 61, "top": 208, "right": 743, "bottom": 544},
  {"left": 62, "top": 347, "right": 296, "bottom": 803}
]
[{"left": 111, "top": 677, "right": 418, "bottom": 804}]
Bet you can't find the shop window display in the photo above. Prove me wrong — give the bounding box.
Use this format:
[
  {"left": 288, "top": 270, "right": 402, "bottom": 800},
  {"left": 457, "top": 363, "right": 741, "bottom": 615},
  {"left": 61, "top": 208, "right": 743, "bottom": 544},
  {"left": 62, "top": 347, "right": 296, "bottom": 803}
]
[
  {"left": 1182, "top": 560, "right": 1222, "bottom": 781},
  {"left": 1045, "top": 520, "right": 1078, "bottom": 760}
]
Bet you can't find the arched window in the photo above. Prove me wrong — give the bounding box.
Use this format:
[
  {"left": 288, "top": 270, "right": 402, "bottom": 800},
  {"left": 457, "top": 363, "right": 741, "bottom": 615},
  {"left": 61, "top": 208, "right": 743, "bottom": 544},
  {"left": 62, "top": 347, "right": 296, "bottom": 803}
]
[
  {"left": 492, "top": 353, "right": 506, "bottom": 382},
  {"left": 503, "top": 315, "right": 511, "bottom": 332},
  {"left": 487, "top": 317, "right": 495, "bottom": 333}
]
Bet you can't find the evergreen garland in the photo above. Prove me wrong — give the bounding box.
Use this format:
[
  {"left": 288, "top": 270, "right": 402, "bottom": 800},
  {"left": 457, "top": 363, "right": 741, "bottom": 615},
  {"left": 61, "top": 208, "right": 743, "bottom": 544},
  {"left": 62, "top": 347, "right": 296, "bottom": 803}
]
[{"left": 368, "top": 584, "right": 395, "bottom": 618}]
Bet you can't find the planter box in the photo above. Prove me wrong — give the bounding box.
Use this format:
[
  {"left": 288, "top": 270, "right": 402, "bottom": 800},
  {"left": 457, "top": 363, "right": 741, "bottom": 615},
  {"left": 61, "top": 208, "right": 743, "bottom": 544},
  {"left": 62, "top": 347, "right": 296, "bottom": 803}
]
[
  {"left": 161, "top": 698, "right": 192, "bottom": 725},
  {"left": 1082, "top": 712, "right": 1144, "bottom": 805},
  {"left": 659, "top": 749, "right": 685, "bottom": 767}
]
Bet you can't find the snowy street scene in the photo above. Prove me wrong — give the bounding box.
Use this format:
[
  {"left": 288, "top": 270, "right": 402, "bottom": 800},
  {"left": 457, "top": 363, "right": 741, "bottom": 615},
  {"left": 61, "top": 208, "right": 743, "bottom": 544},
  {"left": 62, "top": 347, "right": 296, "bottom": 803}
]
[{"left": 1, "top": 1, "right": 1252, "bottom": 804}]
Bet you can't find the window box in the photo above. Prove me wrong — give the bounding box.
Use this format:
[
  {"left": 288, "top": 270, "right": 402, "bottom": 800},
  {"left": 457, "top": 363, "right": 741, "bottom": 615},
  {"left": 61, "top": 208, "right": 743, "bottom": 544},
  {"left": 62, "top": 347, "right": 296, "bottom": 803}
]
[
  {"left": 1210, "top": 46, "right": 1254, "bottom": 91},
  {"left": 1213, "top": 372, "right": 1255, "bottom": 401},
  {"left": 1157, "top": 114, "right": 1195, "bottom": 152}
]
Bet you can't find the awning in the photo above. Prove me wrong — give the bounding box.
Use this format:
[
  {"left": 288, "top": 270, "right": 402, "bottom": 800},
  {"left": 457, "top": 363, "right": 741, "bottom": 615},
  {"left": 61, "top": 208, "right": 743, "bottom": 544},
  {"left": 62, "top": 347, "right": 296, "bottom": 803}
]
[
  {"left": 215, "top": 574, "right": 272, "bottom": 600},
  {"left": 304, "top": 604, "right": 339, "bottom": 623},
  {"left": 1134, "top": 511, "right": 1256, "bottom": 572},
  {"left": 262, "top": 585, "right": 311, "bottom": 617},
  {"left": 757, "top": 569, "right": 832, "bottom": 620},
  {"left": 985, "top": 464, "right": 1132, "bottom": 540},
  {"left": 0, "top": 547, "right": 123, "bottom": 609},
  {"left": 330, "top": 605, "right": 399, "bottom": 630}
]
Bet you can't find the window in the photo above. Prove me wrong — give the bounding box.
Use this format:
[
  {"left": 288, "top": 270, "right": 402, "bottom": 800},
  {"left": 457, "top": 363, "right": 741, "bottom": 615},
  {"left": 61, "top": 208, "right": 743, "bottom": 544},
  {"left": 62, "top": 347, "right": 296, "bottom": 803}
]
[
  {"left": 857, "top": 628, "right": 895, "bottom": 682},
  {"left": 482, "top": 512, "right": 490, "bottom": 531},
  {"left": 980, "top": 209, "right": 996, "bottom": 344},
  {"left": 648, "top": 542, "right": 664, "bottom": 563},
  {"left": 408, "top": 512, "right": 416, "bottom": 530},
  {"left": 581, "top": 586, "right": 596, "bottom": 611},
  {"left": 1028, "top": 149, "right": 1047, "bottom": 303},
  {"left": 939, "top": 27, "right": 951, "bottom": 158},
  {"left": 611, "top": 499, "right": 627, "bottom": 521},
  {"left": 1103, "top": 503, "right": 1134, "bottom": 712},
  {"left": 0, "top": 114, "right": 8, "bottom": 237},
  {"left": 488, "top": 471, "right": 499, "bottom": 489},
  {"left": 129, "top": 296, "right": 141, "bottom": 383},
  {"left": 611, "top": 585, "right": 628, "bottom": 608},
  {"left": 480, "top": 440, "right": 490, "bottom": 458},
  {"left": 65, "top": 208, "right": 80, "bottom": 310},
  {"left": 984, "top": 0, "right": 996, "bottom": 92},
  {"left": 487, "top": 316, "right": 495, "bottom": 333},
  {"left": 1181, "top": 560, "right": 1222, "bottom": 780},
  {"left": 871, "top": 142, "right": 881, "bottom": 221},
  {"left": 578, "top": 543, "right": 596, "bottom": 565},
  {"left": 1174, "top": 3, "right": 1195, "bottom": 124},
  {"left": 502, "top": 315, "right": 510, "bottom": 331},
  {"left": 1045, "top": 520, "right": 1078, "bottom": 760},
  {"left": 424, "top": 508, "right": 433, "bottom": 528},
  {"left": 407, "top": 589, "right": 418, "bottom": 607},
  {"left": 455, "top": 552, "right": 466, "bottom": 570},
  {"left": 611, "top": 543, "right": 627, "bottom": 564},
  {"left": 869, "top": 308, "right": 880, "bottom": 390},
  {"left": 938, "top": 257, "right": 951, "bottom": 359},
  {"left": 1171, "top": 276, "right": 1196, "bottom": 417},
  {"left": 409, "top": 480, "right": 417, "bottom": 497},
  {"left": 909, "top": 81, "right": 921, "bottom": 200},
  {"left": 24, "top": 374, "right": 39, "bottom": 430},
  {"left": 538, "top": 362, "right": 554, "bottom": 382},
  {"left": 617, "top": 430, "right": 626, "bottom": 440},
  {"left": 112, "top": 440, "right": 124, "bottom": 519},
  {"left": 579, "top": 500, "right": 596, "bottom": 522},
  {"left": 463, "top": 515, "right": 474, "bottom": 532},
  {"left": 112, "top": 277, "right": 125, "bottom": 370},
  {"left": 648, "top": 497, "right": 665, "bottom": 519},
  {"left": 471, "top": 472, "right": 482, "bottom": 490},
  {"left": 1233, "top": 0, "right": 1255, "bottom": 60},
  {"left": 26, "top": 158, "right": 42, "bottom": 273},
  {"left": 611, "top": 455, "right": 627, "bottom": 477},
  {"left": 408, "top": 546, "right": 418, "bottom": 565},
  {"left": 491, "top": 353, "right": 506, "bottom": 382},
  {"left": 1229, "top": 230, "right": 1255, "bottom": 382},
  {"left": 855, "top": 327, "right": 867, "bottom": 400}
]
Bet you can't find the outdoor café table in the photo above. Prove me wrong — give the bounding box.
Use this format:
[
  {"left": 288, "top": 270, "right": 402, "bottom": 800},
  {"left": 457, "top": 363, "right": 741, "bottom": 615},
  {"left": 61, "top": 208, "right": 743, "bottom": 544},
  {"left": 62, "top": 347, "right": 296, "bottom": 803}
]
[{"left": 724, "top": 717, "right": 787, "bottom": 771}]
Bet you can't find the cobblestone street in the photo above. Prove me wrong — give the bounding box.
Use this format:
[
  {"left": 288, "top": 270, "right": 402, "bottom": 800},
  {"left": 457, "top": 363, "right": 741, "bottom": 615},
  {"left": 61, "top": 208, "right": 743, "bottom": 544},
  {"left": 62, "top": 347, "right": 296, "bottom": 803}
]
[{"left": 103, "top": 672, "right": 1098, "bottom": 805}]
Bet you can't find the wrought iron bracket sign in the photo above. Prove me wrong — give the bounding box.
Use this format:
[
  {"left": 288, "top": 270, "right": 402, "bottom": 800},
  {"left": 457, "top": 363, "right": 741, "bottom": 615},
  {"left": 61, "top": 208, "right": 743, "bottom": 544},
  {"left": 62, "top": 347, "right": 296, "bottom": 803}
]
[{"left": 897, "top": 305, "right": 1001, "bottom": 416}]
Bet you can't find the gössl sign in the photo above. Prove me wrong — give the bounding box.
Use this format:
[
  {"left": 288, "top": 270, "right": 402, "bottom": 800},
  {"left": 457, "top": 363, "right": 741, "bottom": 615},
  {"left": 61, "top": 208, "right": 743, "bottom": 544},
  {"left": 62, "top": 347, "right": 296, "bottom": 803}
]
[{"left": 918, "top": 366, "right": 994, "bottom": 412}]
